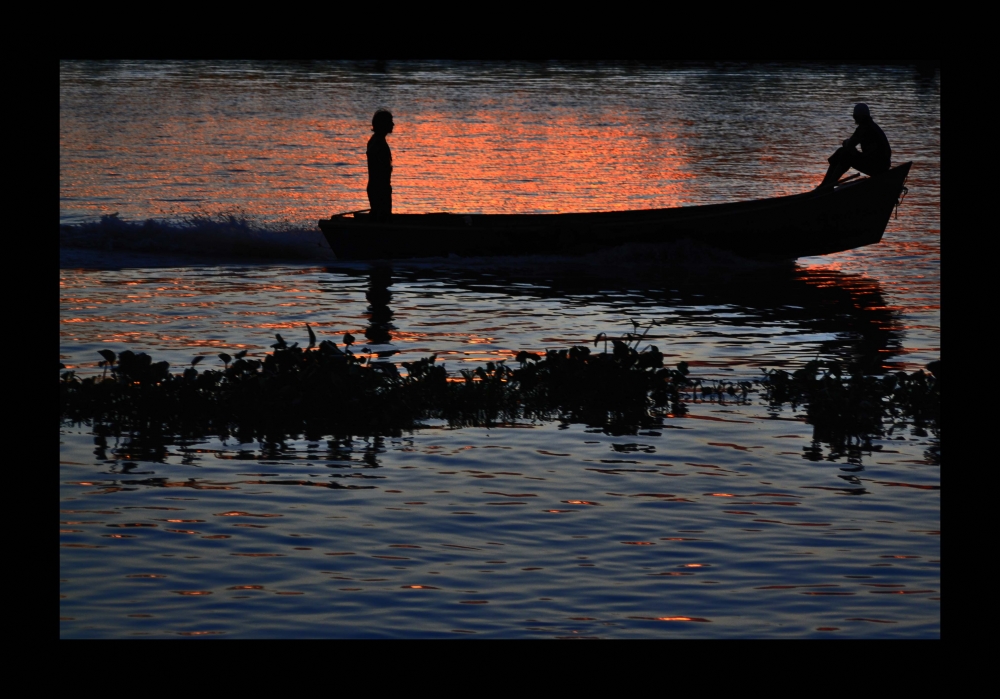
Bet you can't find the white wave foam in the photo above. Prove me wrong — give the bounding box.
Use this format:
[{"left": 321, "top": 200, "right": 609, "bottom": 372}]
[{"left": 60, "top": 214, "right": 337, "bottom": 262}]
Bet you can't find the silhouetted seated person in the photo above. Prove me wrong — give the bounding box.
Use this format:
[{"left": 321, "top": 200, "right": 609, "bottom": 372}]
[
  {"left": 367, "top": 109, "right": 394, "bottom": 220},
  {"left": 818, "top": 103, "right": 891, "bottom": 189}
]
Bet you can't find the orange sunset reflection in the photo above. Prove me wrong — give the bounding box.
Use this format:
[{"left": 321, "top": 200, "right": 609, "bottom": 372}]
[
  {"left": 384, "top": 110, "right": 694, "bottom": 214},
  {"left": 63, "top": 104, "right": 699, "bottom": 222}
]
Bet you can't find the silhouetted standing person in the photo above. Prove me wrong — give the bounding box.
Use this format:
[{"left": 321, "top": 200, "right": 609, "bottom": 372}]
[
  {"left": 367, "top": 109, "right": 394, "bottom": 219},
  {"left": 818, "top": 103, "right": 891, "bottom": 189}
]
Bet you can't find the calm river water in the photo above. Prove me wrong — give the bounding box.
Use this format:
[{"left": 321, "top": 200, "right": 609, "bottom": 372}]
[{"left": 59, "top": 60, "right": 940, "bottom": 638}]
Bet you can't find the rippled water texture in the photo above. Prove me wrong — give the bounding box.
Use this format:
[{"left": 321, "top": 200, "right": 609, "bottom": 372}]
[{"left": 60, "top": 61, "right": 940, "bottom": 637}]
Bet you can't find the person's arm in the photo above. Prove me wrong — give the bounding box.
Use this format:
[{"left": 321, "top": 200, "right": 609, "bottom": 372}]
[
  {"left": 842, "top": 124, "right": 863, "bottom": 149},
  {"left": 367, "top": 140, "right": 391, "bottom": 183},
  {"left": 381, "top": 142, "right": 392, "bottom": 179}
]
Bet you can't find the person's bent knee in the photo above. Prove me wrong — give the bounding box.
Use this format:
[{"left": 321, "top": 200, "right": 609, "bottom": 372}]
[{"left": 828, "top": 146, "right": 852, "bottom": 164}]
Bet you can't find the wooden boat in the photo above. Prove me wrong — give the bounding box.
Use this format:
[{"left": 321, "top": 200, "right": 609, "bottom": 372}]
[{"left": 318, "top": 162, "right": 911, "bottom": 262}]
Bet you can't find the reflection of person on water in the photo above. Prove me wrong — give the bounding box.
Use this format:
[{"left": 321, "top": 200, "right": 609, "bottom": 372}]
[
  {"left": 367, "top": 109, "right": 394, "bottom": 219},
  {"left": 817, "top": 103, "right": 891, "bottom": 189},
  {"left": 365, "top": 266, "right": 394, "bottom": 347}
]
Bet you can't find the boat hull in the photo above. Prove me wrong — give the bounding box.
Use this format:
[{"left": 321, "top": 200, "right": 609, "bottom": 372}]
[{"left": 318, "top": 162, "right": 911, "bottom": 261}]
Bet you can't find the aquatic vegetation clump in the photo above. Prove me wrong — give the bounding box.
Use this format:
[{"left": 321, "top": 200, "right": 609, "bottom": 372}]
[
  {"left": 60, "top": 326, "right": 940, "bottom": 448},
  {"left": 760, "top": 359, "right": 940, "bottom": 449},
  {"left": 60, "top": 327, "right": 689, "bottom": 440},
  {"left": 508, "top": 339, "right": 692, "bottom": 432},
  {"left": 60, "top": 330, "right": 448, "bottom": 441}
]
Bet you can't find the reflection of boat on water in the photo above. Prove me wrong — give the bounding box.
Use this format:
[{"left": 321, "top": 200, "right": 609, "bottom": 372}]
[
  {"left": 330, "top": 263, "right": 904, "bottom": 374},
  {"left": 467, "top": 267, "right": 903, "bottom": 373},
  {"left": 319, "top": 163, "right": 911, "bottom": 261}
]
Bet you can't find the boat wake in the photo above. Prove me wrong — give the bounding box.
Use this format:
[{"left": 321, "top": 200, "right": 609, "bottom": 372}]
[{"left": 59, "top": 214, "right": 337, "bottom": 267}]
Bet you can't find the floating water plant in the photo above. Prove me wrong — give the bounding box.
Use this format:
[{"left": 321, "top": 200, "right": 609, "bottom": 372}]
[
  {"left": 60, "top": 324, "right": 939, "bottom": 449},
  {"left": 759, "top": 358, "right": 940, "bottom": 451}
]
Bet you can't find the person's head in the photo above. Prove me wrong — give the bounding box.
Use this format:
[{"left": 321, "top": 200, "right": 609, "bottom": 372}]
[
  {"left": 853, "top": 103, "right": 871, "bottom": 123},
  {"left": 372, "top": 109, "right": 394, "bottom": 135}
]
